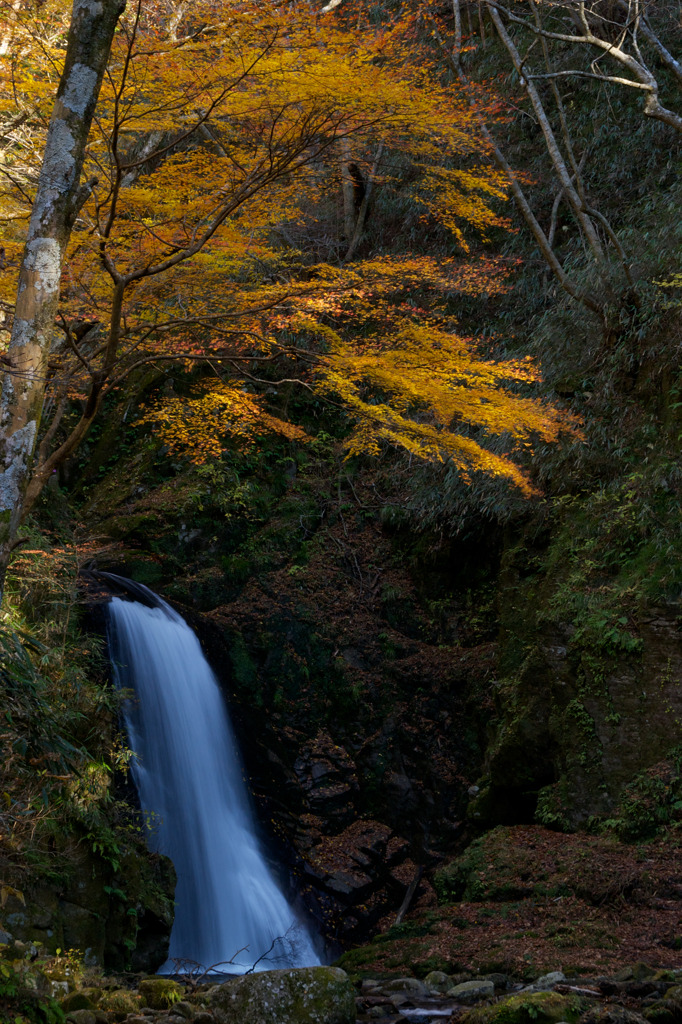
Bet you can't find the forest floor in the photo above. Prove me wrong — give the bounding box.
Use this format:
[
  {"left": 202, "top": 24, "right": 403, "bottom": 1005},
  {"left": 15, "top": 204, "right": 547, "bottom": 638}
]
[{"left": 340, "top": 825, "right": 682, "bottom": 979}]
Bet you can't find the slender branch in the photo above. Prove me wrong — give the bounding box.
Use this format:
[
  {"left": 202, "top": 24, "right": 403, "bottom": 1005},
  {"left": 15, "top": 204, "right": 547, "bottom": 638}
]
[
  {"left": 433, "top": 8, "right": 604, "bottom": 317},
  {"left": 488, "top": 3, "right": 608, "bottom": 267}
]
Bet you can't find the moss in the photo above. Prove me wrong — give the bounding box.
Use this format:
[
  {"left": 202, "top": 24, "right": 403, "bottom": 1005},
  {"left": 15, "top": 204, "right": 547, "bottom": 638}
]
[
  {"left": 98, "top": 987, "right": 142, "bottom": 1017},
  {"left": 60, "top": 991, "right": 94, "bottom": 1012},
  {"left": 434, "top": 828, "right": 539, "bottom": 904},
  {"left": 208, "top": 966, "right": 355, "bottom": 1024},
  {"left": 138, "top": 977, "right": 183, "bottom": 1009},
  {"left": 463, "top": 991, "right": 583, "bottom": 1024}
]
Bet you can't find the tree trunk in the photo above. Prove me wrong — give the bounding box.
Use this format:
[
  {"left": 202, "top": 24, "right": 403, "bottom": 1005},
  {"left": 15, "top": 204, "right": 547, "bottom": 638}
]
[
  {"left": 339, "top": 136, "right": 357, "bottom": 243},
  {"left": 0, "top": 0, "right": 126, "bottom": 602}
]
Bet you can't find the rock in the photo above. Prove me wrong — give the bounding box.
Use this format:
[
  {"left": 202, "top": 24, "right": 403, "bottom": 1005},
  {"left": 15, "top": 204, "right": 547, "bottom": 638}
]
[
  {"left": 643, "top": 1003, "right": 682, "bottom": 1024},
  {"left": 294, "top": 732, "right": 359, "bottom": 828},
  {"left": 583, "top": 1008, "right": 650, "bottom": 1024},
  {"left": 600, "top": 981, "right": 628, "bottom": 996},
  {"left": 0, "top": 928, "right": 12, "bottom": 944},
  {"left": 174, "top": 1000, "right": 196, "bottom": 1019},
  {"left": 139, "top": 977, "right": 184, "bottom": 1009},
  {"left": 208, "top": 966, "right": 355, "bottom": 1024},
  {"left": 389, "top": 993, "right": 409, "bottom": 1007},
  {"left": 361, "top": 980, "right": 383, "bottom": 993},
  {"left": 484, "top": 974, "right": 511, "bottom": 990},
  {"left": 65, "top": 1013, "right": 96, "bottom": 1024},
  {"left": 194, "top": 1013, "right": 215, "bottom": 1024},
  {"left": 98, "top": 987, "right": 144, "bottom": 1020},
  {"left": 530, "top": 973, "right": 567, "bottom": 992},
  {"left": 61, "top": 991, "right": 96, "bottom": 1012},
  {"left": 448, "top": 979, "right": 495, "bottom": 1003},
  {"left": 627, "top": 983, "right": 661, "bottom": 998},
  {"left": 461, "top": 990, "right": 583, "bottom": 1024},
  {"left": 380, "top": 977, "right": 429, "bottom": 996},
  {"left": 424, "top": 970, "right": 452, "bottom": 994}
]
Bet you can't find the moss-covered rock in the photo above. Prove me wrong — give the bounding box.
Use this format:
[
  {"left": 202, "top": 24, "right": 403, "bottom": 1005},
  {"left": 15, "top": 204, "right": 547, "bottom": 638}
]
[
  {"left": 424, "top": 970, "right": 452, "bottom": 993},
  {"left": 643, "top": 1003, "right": 682, "bottom": 1024},
  {"left": 461, "top": 990, "right": 583, "bottom": 1024},
  {"left": 449, "top": 979, "right": 496, "bottom": 1003},
  {"left": 208, "top": 966, "right": 355, "bottom": 1024},
  {"left": 60, "top": 990, "right": 95, "bottom": 1012},
  {"left": 65, "top": 1011, "right": 97, "bottom": 1024},
  {"left": 98, "top": 987, "right": 143, "bottom": 1020},
  {"left": 138, "top": 976, "right": 184, "bottom": 1009}
]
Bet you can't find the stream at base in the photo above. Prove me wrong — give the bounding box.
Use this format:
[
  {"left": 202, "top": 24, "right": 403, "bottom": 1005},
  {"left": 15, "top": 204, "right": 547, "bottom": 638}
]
[{"left": 106, "top": 583, "right": 320, "bottom": 974}]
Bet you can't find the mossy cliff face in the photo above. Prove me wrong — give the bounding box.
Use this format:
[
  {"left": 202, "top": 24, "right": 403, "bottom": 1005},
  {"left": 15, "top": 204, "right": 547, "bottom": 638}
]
[
  {"left": 2, "top": 832, "right": 175, "bottom": 972},
  {"left": 471, "top": 494, "right": 682, "bottom": 833}
]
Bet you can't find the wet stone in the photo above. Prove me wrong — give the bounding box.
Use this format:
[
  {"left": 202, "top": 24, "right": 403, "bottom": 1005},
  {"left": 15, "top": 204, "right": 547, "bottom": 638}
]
[
  {"left": 380, "top": 979, "right": 429, "bottom": 996},
  {"left": 448, "top": 979, "right": 495, "bottom": 1003}
]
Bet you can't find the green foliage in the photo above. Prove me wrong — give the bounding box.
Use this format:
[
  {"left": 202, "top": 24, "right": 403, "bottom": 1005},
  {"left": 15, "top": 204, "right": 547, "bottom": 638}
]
[
  {"left": 595, "top": 747, "right": 682, "bottom": 841},
  {"left": 0, "top": 952, "right": 65, "bottom": 1024}
]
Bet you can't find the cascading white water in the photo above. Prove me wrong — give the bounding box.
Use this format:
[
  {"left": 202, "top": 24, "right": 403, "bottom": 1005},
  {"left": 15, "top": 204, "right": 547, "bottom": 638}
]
[{"left": 106, "top": 587, "right": 320, "bottom": 974}]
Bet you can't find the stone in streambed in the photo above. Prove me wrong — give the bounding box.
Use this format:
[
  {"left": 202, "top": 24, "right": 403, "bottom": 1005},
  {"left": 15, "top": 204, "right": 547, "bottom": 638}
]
[
  {"left": 448, "top": 979, "right": 495, "bottom": 1003},
  {"left": 461, "top": 990, "right": 583, "bottom": 1024},
  {"left": 424, "top": 970, "right": 452, "bottom": 994},
  {"left": 208, "top": 966, "right": 355, "bottom": 1024},
  {"left": 380, "top": 977, "right": 429, "bottom": 996},
  {"left": 520, "top": 972, "right": 567, "bottom": 994}
]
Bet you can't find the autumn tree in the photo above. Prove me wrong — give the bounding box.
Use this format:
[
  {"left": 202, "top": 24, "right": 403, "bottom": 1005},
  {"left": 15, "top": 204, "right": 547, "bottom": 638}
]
[
  {"left": 0, "top": 0, "right": 125, "bottom": 598},
  {"left": 341, "top": 0, "right": 679, "bottom": 327},
  {"left": 0, "top": 0, "right": 579, "bottom": 601}
]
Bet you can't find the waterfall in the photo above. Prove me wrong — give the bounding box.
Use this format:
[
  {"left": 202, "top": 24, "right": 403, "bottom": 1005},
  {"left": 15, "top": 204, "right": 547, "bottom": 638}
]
[{"left": 106, "top": 584, "right": 320, "bottom": 974}]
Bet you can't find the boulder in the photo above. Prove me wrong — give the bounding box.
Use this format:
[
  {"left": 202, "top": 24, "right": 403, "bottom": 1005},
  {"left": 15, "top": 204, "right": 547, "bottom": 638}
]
[
  {"left": 462, "top": 990, "right": 583, "bottom": 1024},
  {"left": 98, "top": 987, "right": 144, "bottom": 1020},
  {"left": 65, "top": 1012, "right": 96, "bottom": 1024},
  {"left": 380, "top": 977, "right": 429, "bottom": 996},
  {"left": 526, "top": 972, "right": 567, "bottom": 992},
  {"left": 424, "top": 970, "right": 452, "bottom": 994},
  {"left": 448, "top": 979, "right": 495, "bottom": 1003},
  {"left": 138, "top": 977, "right": 184, "bottom": 1009},
  {"left": 61, "top": 991, "right": 96, "bottom": 1012},
  {"left": 209, "top": 966, "right": 355, "bottom": 1024}
]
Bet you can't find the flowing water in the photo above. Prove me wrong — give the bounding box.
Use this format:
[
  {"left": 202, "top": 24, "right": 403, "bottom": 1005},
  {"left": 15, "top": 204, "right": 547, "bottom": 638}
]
[{"left": 106, "top": 585, "right": 320, "bottom": 973}]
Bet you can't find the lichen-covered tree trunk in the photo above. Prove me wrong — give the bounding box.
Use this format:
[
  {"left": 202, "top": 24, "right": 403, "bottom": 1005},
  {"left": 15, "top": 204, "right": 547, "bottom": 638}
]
[{"left": 0, "top": 0, "right": 125, "bottom": 601}]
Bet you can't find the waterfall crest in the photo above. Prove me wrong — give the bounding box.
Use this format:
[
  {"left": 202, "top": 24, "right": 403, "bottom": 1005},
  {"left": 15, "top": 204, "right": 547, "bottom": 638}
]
[{"left": 106, "top": 588, "right": 320, "bottom": 973}]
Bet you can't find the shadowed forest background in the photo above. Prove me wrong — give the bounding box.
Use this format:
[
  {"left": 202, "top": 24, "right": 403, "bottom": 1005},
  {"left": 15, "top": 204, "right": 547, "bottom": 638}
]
[{"left": 1, "top": 0, "right": 682, "bottom": 1019}]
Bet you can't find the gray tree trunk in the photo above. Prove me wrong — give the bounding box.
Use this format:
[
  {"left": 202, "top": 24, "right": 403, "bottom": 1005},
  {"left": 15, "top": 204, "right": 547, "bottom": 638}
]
[{"left": 0, "top": 0, "right": 126, "bottom": 600}]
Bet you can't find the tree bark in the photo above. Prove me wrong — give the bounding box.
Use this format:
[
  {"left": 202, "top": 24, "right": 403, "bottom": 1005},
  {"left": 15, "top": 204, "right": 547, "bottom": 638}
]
[
  {"left": 339, "top": 136, "right": 357, "bottom": 243},
  {"left": 0, "top": 0, "right": 126, "bottom": 599}
]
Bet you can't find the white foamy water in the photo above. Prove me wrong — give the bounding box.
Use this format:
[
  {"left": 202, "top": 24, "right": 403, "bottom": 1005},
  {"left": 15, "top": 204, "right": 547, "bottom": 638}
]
[{"left": 106, "top": 588, "right": 320, "bottom": 973}]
